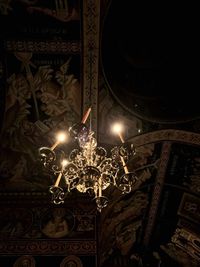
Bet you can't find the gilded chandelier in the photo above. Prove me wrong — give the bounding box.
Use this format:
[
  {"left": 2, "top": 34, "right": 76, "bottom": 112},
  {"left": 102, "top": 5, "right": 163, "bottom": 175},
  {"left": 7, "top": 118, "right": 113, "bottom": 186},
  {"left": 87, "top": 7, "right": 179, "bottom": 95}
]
[{"left": 38, "top": 108, "right": 137, "bottom": 211}]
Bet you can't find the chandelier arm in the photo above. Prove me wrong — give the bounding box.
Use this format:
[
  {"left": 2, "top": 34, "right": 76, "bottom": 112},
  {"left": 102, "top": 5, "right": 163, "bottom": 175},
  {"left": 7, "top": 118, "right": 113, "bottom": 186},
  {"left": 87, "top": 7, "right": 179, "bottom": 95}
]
[
  {"left": 49, "top": 186, "right": 66, "bottom": 205},
  {"left": 63, "top": 162, "right": 80, "bottom": 190}
]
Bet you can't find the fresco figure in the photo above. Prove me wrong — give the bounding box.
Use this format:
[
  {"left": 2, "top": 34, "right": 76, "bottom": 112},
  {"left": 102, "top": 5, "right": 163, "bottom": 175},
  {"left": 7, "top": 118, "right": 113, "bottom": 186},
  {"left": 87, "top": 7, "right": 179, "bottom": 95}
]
[
  {"left": 13, "top": 255, "right": 35, "bottom": 267},
  {"left": 42, "top": 208, "right": 73, "bottom": 238},
  {"left": 60, "top": 255, "right": 83, "bottom": 267},
  {"left": 0, "top": 52, "right": 81, "bottom": 190}
]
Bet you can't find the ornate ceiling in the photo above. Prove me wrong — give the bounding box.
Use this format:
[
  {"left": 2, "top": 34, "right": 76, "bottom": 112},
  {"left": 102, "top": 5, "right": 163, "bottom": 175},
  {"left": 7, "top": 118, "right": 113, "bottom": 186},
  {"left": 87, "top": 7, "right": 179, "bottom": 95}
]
[{"left": 0, "top": 1, "right": 200, "bottom": 267}]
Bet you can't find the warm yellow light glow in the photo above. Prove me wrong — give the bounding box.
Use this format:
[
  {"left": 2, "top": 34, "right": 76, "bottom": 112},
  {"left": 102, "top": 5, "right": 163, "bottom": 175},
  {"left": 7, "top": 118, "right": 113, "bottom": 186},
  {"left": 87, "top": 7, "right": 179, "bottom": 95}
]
[
  {"left": 56, "top": 132, "right": 67, "bottom": 143},
  {"left": 51, "top": 132, "right": 67, "bottom": 150},
  {"left": 61, "top": 159, "right": 68, "bottom": 168},
  {"left": 112, "top": 123, "right": 123, "bottom": 134},
  {"left": 111, "top": 123, "right": 125, "bottom": 143}
]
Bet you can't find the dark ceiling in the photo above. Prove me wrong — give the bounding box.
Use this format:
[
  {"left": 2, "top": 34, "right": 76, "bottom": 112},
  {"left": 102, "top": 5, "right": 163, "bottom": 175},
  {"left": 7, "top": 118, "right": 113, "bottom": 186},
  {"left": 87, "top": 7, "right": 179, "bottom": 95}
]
[{"left": 101, "top": 1, "right": 200, "bottom": 123}]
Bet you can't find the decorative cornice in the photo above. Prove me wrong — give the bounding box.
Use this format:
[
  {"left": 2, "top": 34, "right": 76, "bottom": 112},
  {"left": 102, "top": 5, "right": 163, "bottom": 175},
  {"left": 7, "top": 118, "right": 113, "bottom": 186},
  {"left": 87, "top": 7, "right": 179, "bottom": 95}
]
[
  {"left": 4, "top": 40, "right": 81, "bottom": 53},
  {"left": 0, "top": 240, "right": 96, "bottom": 255},
  {"left": 127, "top": 129, "right": 200, "bottom": 147}
]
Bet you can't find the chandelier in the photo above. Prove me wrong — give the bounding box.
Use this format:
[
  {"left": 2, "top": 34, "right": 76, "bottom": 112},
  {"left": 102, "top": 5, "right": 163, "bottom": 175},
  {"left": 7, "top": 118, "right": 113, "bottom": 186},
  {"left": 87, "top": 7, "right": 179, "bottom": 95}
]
[{"left": 38, "top": 108, "right": 137, "bottom": 211}]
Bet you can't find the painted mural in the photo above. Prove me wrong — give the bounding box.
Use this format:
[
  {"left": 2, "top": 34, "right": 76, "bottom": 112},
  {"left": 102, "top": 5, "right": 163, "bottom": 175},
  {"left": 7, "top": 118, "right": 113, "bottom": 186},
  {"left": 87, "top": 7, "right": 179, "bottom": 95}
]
[
  {"left": 0, "top": 0, "right": 82, "bottom": 191},
  {"left": 0, "top": 0, "right": 80, "bottom": 23},
  {"left": 166, "top": 143, "right": 200, "bottom": 192},
  {"left": 0, "top": 206, "right": 96, "bottom": 240},
  {"left": 41, "top": 208, "right": 75, "bottom": 238}
]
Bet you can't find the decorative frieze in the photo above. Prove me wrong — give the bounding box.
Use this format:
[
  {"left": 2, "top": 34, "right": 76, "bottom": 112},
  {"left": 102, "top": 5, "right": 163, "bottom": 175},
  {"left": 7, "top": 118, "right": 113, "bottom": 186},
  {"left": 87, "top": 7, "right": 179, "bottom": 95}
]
[
  {"left": 5, "top": 40, "right": 81, "bottom": 53},
  {"left": 0, "top": 240, "right": 96, "bottom": 255}
]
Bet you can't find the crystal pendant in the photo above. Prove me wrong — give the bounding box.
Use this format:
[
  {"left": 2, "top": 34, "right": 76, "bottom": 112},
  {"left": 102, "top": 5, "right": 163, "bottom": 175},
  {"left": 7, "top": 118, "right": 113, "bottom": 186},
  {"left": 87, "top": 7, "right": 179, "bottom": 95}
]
[{"left": 69, "top": 123, "right": 89, "bottom": 145}]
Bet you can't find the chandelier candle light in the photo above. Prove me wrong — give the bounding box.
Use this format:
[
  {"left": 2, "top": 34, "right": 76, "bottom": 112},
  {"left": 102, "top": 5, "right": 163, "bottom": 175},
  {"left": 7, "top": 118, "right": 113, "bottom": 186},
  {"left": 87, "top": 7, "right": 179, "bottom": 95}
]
[{"left": 38, "top": 108, "right": 137, "bottom": 211}]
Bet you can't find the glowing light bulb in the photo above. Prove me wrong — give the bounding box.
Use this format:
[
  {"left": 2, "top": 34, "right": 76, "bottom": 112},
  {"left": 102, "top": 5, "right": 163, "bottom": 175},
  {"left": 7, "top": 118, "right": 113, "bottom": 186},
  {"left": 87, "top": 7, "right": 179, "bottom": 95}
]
[
  {"left": 51, "top": 132, "right": 67, "bottom": 150},
  {"left": 111, "top": 123, "right": 124, "bottom": 143},
  {"left": 57, "top": 132, "right": 67, "bottom": 143},
  {"left": 61, "top": 159, "right": 68, "bottom": 168}
]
